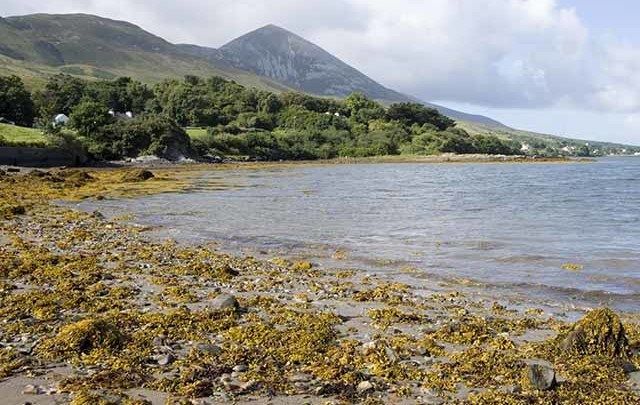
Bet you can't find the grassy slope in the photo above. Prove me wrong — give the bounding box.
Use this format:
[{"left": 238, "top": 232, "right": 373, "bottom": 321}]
[
  {"left": 0, "top": 123, "right": 48, "bottom": 145},
  {"left": 0, "top": 14, "right": 294, "bottom": 94},
  {"left": 185, "top": 128, "right": 209, "bottom": 141},
  {"left": 458, "top": 121, "right": 640, "bottom": 152}
]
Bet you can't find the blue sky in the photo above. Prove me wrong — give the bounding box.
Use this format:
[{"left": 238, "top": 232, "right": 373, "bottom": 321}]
[
  {"left": 3, "top": 0, "right": 640, "bottom": 145},
  {"left": 437, "top": 0, "right": 640, "bottom": 144},
  {"left": 559, "top": 0, "right": 639, "bottom": 38}
]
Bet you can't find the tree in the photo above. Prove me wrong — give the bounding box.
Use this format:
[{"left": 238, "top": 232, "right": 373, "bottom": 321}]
[
  {"left": 259, "top": 93, "right": 283, "bottom": 115},
  {"left": 387, "top": 103, "right": 455, "bottom": 131},
  {"left": 0, "top": 75, "right": 35, "bottom": 126},
  {"left": 577, "top": 144, "right": 591, "bottom": 157},
  {"left": 105, "top": 115, "right": 192, "bottom": 159},
  {"left": 69, "top": 101, "right": 114, "bottom": 138},
  {"left": 86, "top": 77, "right": 153, "bottom": 114},
  {"left": 34, "top": 74, "right": 86, "bottom": 120}
]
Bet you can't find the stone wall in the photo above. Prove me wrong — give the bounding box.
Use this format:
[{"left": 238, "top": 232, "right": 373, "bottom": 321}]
[{"left": 0, "top": 147, "right": 86, "bottom": 167}]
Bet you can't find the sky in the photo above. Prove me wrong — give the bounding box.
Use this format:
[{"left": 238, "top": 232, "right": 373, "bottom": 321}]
[{"left": 2, "top": 0, "right": 640, "bottom": 144}]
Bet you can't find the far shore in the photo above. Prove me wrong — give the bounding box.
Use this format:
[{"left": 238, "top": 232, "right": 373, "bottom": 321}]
[{"left": 1, "top": 153, "right": 591, "bottom": 173}]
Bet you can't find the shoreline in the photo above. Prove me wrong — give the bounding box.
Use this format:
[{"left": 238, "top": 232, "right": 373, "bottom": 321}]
[
  {"left": 1, "top": 167, "right": 639, "bottom": 404},
  {"left": 2, "top": 153, "right": 588, "bottom": 172}
]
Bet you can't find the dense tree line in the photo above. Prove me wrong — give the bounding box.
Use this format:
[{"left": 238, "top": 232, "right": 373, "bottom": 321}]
[{"left": 0, "top": 74, "right": 521, "bottom": 160}]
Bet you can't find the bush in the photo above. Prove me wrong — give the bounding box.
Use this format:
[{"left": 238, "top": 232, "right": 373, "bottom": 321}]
[
  {"left": 69, "top": 101, "right": 114, "bottom": 137},
  {"left": 90, "top": 115, "right": 192, "bottom": 160},
  {"left": 471, "top": 135, "right": 520, "bottom": 155},
  {"left": 404, "top": 130, "right": 473, "bottom": 155},
  {"left": 387, "top": 103, "right": 455, "bottom": 131},
  {"left": 118, "top": 115, "right": 191, "bottom": 159}
]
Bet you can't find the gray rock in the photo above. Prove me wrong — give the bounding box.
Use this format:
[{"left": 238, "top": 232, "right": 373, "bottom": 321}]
[
  {"left": 233, "top": 364, "right": 248, "bottom": 372},
  {"left": 209, "top": 294, "right": 240, "bottom": 312},
  {"left": 289, "top": 372, "right": 312, "bottom": 382},
  {"left": 356, "top": 380, "right": 374, "bottom": 394},
  {"left": 526, "top": 364, "right": 556, "bottom": 390},
  {"left": 196, "top": 343, "right": 222, "bottom": 355},
  {"left": 153, "top": 353, "right": 175, "bottom": 366},
  {"left": 22, "top": 384, "right": 42, "bottom": 395},
  {"left": 628, "top": 371, "right": 640, "bottom": 386},
  {"left": 384, "top": 345, "right": 398, "bottom": 363},
  {"left": 239, "top": 380, "right": 257, "bottom": 392},
  {"left": 152, "top": 335, "right": 166, "bottom": 347}
]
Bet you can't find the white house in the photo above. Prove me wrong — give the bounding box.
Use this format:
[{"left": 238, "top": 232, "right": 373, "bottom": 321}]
[
  {"left": 109, "top": 110, "right": 134, "bottom": 120},
  {"left": 53, "top": 114, "right": 69, "bottom": 126}
]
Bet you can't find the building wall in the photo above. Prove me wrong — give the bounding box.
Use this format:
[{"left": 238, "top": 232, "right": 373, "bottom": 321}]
[{"left": 0, "top": 147, "right": 86, "bottom": 167}]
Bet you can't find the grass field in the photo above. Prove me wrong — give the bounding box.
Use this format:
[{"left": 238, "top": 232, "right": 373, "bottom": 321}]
[
  {"left": 0, "top": 123, "right": 48, "bottom": 145},
  {"left": 185, "top": 127, "right": 209, "bottom": 141}
]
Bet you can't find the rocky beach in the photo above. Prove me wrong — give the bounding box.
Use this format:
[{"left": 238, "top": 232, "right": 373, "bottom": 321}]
[{"left": 1, "top": 165, "right": 640, "bottom": 404}]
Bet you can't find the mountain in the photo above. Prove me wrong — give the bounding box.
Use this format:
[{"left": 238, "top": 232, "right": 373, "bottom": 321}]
[
  {"left": 0, "top": 13, "right": 292, "bottom": 92},
  {"left": 1, "top": 12, "right": 630, "bottom": 149},
  {"left": 217, "top": 24, "right": 506, "bottom": 127},
  {"left": 219, "top": 24, "right": 409, "bottom": 101},
  {"left": 0, "top": 13, "right": 503, "bottom": 126}
]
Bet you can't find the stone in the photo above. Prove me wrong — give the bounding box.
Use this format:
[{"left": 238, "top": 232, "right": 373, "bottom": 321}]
[
  {"left": 22, "top": 385, "right": 41, "bottom": 395},
  {"left": 209, "top": 294, "right": 240, "bottom": 312},
  {"left": 233, "top": 364, "right": 247, "bottom": 372},
  {"left": 152, "top": 335, "right": 167, "bottom": 347},
  {"left": 628, "top": 371, "right": 640, "bottom": 386},
  {"left": 289, "top": 372, "right": 313, "bottom": 383},
  {"left": 153, "top": 353, "right": 175, "bottom": 366},
  {"left": 239, "top": 380, "right": 257, "bottom": 392},
  {"left": 524, "top": 364, "right": 556, "bottom": 391},
  {"left": 384, "top": 345, "right": 398, "bottom": 363},
  {"left": 356, "top": 380, "right": 374, "bottom": 394},
  {"left": 195, "top": 343, "right": 222, "bottom": 355}
]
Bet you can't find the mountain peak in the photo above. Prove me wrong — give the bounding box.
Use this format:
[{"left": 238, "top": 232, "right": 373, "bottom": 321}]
[
  {"left": 220, "top": 24, "right": 406, "bottom": 100},
  {"left": 258, "top": 24, "right": 290, "bottom": 33}
]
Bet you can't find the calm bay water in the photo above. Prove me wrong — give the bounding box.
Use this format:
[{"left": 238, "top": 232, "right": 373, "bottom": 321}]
[{"left": 78, "top": 157, "right": 640, "bottom": 311}]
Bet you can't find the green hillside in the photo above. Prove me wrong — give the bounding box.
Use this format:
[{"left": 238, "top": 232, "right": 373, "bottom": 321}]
[
  {"left": 458, "top": 121, "right": 640, "bottom": 156},
  {"left": 0, "top": 14, "right": 292, "bottom": 93}
]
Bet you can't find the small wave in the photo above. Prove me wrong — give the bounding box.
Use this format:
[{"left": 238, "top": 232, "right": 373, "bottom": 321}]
[{"left": 495, "top": 254, "right": 554, "bottom": 264}]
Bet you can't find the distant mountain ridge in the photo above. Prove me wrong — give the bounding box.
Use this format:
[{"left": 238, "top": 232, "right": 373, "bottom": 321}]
[
  {"left": 0, "top": 13, "right": 505, "bottom": 128},
  {"left": 0, "top": 13, "right": 293, "bottom": 92}
]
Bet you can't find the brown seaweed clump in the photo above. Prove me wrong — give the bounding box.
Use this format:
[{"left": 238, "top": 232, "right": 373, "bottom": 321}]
[
  {"left": 0, "top": 203, "right": 25, "bottom": 218},
  {"left": 56, "top": 170, "right": 95, "bottom": 187},
  {"left": 38, "top": 318, "right": 125, "bottom": 360},
  {"left": 120, "top": 169, "right": 155, "bottom": 182},
  {"left": 0, "top": 347, "right": 27, "bottom": 379},
  {"left": 559, "top": 308, "right": 629, "bottom": 358}
]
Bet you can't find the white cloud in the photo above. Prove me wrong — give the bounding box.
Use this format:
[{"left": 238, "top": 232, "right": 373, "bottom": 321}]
[{"left": 2, "top": 0, "right": 640, "bottom": 114}]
